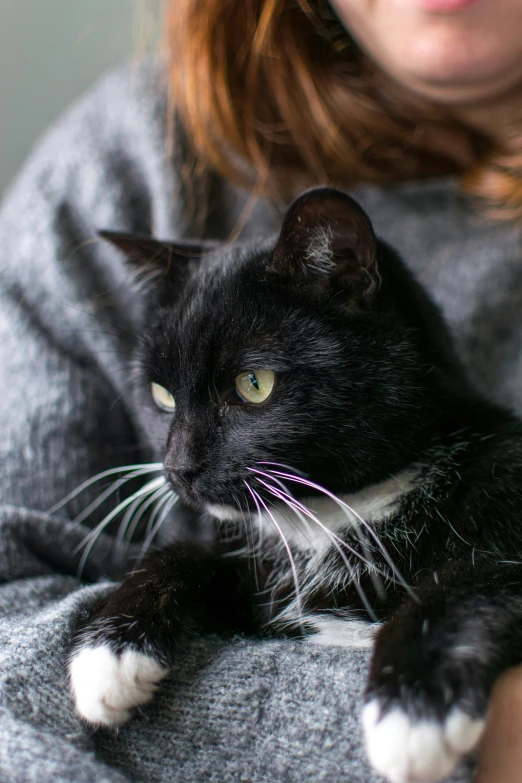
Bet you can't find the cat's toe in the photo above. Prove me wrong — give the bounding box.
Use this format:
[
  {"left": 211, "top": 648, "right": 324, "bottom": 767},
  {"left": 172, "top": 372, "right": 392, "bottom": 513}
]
[
  {"left": 443, "top": 708, "right": 485, "bottom": 755},
  {"left": 69, "top": 645, "right": 169, "bottom": 726},
  {"left": 362, "top": 700, "right": 485, "bottom": 783}
]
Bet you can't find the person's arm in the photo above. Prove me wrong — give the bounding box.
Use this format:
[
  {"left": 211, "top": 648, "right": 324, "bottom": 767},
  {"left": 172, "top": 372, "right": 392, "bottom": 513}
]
[
  {"left": 0, "top": 63, "right": 177, "bottom": 783},
  {"left": 0, "top": 62, "right": 183, "bottom": 513},
  {"left": 475, "top": 665, "right": 522, "bottom": 783}
]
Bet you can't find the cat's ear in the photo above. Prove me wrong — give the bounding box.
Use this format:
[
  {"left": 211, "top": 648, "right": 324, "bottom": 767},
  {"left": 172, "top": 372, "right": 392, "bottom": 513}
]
[
  {"left": 98, "top": 230, "right": 214, "bottom": 287},
  {"left": 268, "top": 188, "right": 380, "bottom": 309}
]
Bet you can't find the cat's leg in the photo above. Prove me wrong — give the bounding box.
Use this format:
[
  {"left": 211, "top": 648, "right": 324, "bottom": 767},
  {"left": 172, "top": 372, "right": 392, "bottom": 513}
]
[
  {"left": 362, "top": 563, "right": 522, "bottom": 783},
  {"left": 69, "top": 542, "right": 258, "bottom": 726}
]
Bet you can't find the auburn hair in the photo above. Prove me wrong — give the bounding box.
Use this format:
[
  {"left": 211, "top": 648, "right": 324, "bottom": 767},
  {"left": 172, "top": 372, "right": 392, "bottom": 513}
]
[{"left": 167, "top": 0, "right": 522, "bottom": 217}]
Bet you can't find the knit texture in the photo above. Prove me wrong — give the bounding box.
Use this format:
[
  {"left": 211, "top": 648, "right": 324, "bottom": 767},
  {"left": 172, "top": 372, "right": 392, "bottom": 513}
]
[{"left": 1, "top": 59, "right": 520, "bottom": 782}]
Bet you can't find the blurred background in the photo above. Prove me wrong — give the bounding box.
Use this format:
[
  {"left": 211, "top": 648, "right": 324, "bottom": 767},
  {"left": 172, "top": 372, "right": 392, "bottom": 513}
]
[{"left": 0, "top": 1, "right": 161, "bottom": 196}]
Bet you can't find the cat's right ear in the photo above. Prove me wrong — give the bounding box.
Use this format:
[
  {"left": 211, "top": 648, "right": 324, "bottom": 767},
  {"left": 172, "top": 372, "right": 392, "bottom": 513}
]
[
  {"left": 98, "top": 230, "right": 215, "bottom": 289},
  {"left": 267, "top": 188, "right": 380, "bottom": 312}
]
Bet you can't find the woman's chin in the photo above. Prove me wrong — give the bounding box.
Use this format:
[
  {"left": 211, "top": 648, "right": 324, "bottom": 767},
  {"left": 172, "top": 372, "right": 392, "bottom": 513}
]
[
  {"left": 333, "top": 0, "right": 522, "bottom": 106},
  {"left": 376, "top": 30, "right": 522, "bottom": 106}
]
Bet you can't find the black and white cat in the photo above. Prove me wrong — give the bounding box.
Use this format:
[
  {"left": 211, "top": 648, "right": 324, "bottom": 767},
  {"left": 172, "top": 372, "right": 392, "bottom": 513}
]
[{"left": 68, "top": 188, "right": 522, "bottom": 783}]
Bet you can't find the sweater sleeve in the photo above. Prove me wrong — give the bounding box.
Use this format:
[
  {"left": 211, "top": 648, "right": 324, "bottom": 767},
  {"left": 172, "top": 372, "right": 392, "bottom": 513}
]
[
  {"left": 0, "top": 62, "right": 175, "bottom": 783},
  {"left": 0, "top": 62, "right": 180, "bottom": 515}
]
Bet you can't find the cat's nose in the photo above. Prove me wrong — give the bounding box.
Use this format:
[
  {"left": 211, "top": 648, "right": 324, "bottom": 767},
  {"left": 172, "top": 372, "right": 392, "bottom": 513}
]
[
  {"left": 166, "top": 426, "right": 203, "bottom": 492},
  {"left": 166, "top": 460, "right": 201, "bottom": 492},
  {"left": 171, "top": 466, "right": 198, "bottom": 489}
]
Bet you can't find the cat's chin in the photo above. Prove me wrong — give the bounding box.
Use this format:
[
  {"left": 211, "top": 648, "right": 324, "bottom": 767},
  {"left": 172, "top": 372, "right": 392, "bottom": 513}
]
[
  {"left": 172, "top": 490, "right": 245, "bottom": 520},
  {"left": 205, "top": 503, "right": 246, "bottom": 522}
]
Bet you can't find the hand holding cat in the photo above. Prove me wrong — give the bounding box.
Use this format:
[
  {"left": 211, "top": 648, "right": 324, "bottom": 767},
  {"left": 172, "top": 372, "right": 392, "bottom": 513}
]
[{"left": 475, "top": 665, "right": 522, "bottom": 783}]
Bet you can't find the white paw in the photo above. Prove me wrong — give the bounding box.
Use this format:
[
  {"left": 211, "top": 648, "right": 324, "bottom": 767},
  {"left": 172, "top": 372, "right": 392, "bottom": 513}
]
[
  {"left": 69, "top": 645, "right": 169, "bottom": 726},
  {"left": 362, "top": 700, "right": 485, "bottom": 783}
]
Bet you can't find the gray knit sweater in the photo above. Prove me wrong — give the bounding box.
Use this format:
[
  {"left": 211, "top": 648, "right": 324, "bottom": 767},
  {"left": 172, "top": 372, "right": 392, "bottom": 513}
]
[{"left": 1, "top": 60, "right": 521, "bottom": 783}]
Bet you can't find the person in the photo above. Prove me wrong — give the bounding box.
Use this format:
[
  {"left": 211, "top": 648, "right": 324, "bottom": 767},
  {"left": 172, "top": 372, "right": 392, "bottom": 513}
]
[{"left": 0, "top": 1, "right": 520, "bottom": 781}]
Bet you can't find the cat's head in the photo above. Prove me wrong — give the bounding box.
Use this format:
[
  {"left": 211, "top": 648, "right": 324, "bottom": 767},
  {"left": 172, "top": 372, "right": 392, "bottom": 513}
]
[{"left": 102, "top": 188, "right": 455, "bottom": 517}]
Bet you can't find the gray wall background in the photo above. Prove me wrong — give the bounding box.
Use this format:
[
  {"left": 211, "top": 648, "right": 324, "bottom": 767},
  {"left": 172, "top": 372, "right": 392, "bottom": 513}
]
[{"left": 0, "top": 1, "right": 160, "bottom": 195}]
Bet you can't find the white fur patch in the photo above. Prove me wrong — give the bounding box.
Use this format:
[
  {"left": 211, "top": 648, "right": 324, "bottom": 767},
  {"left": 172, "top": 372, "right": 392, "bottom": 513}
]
[
  {"left": 205, "top": 503, "right": 245, "bottom": 522},
  {"left": 69, "top": 645, "right": 168, "bottom": 726},
  {"left": 257, "top": 469, "right": 418, "bottom": 553},
  {"left": 444, "top": 709, "right": 485, "bottom": 755},
  {"left": 304, "top": 225, "right": 335, "bottom": 275},
  {"left": 362, "top": 700, "right": 485, "bottom": 783},
  {"left": 206, "top": 470, "right": 417, "bottom": 552},
  {"left": 306, "top": 615, "right": 378, "bottom": 649}
]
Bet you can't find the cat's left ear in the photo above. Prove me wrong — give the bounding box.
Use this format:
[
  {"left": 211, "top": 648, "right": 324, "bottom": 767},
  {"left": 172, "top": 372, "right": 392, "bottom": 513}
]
[
  {"left": 98, "top": 230, "right": 216, "bottom": 287},
  {"left": 268, "top": 188, "right": 380, "bottom": 310}
]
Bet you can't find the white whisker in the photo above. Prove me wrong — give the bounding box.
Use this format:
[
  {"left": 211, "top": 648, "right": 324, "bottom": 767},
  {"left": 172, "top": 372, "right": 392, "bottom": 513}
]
[
  {"left": 142, "top": 487, "right": 173, "bottom": 541},
  {"left": 264, "top": 469, "right": 415, "bottom": 601},
  {"left": 244, "top": 481, "right": 304, "bottom": 629},
  {"left": 66, "top": 467, "right": 162, "bottom": 533},
  {"left": 121, "top": 484, "right": 172, "bottom": 554},
  {"left": 74, "top": 476, "right": 166, "bottom": 576},
  {"left": 48, "top": 462, "right": 164, "bottom": 515},
  {"left": 251, "top": 467, "right": 387, "bottom": 600},
  {"left": 253, "top": 475, "right": 379, "bottom": 621},
  {"left": 251, "top": 470, "right": 378, "bottom": 569},
  {"left": 136, "top": 492, "right": 179, "bottom": 565},
  {"left": 234, "top": 493, "right": 262, "bottom": 590},
  {"left": 258, "top": 461, "right": 307, "bottom": 477},
  {"left": 114, "top": 494, "right": 150, "bottom": 562},
  {"left": 252, "top": 472, "right": 314, "bottom": 543}
]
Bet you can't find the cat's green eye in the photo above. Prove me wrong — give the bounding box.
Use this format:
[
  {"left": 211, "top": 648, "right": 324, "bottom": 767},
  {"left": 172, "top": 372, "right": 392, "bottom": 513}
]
[
  {"left": 235, "top": 370, "right": 275, "bottom": 404},
  {"left": 151, "top": 382, "right": 176, "bottom": 412}
]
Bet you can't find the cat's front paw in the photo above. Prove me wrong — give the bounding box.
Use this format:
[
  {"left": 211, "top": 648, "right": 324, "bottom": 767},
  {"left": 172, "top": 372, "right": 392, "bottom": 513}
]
[
  {"left": 362, "top": 699, "right": 485, "bottom": 783},
  {"left": 69, "top": 645, "right": 169, "bottom": 726}
]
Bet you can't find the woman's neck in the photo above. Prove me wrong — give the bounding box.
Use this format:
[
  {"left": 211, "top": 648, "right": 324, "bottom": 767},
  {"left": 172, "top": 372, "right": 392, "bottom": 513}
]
[{"left": 452, "top": 84, "right": 522, "bottom": 145}]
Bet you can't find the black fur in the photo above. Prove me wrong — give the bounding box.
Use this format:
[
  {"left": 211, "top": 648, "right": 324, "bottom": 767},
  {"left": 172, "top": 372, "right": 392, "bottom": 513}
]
[{"left": 74, "top": 188, "right": 522, "bottom": 773}]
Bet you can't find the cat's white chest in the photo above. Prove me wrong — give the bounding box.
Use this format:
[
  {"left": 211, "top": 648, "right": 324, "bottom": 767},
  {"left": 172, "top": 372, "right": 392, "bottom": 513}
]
[{"left": 256, "top": 469, "right": 417, "bottom": 553}]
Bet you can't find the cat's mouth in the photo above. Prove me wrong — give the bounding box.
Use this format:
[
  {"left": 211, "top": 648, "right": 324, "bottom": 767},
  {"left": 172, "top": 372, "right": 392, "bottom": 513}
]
[
  {"left": 165, "top": 463, "right": 256, "bottom": 514},
  {"left": 166, "top": 462, "right": 338, "bottom": 522},
  {"left": 166, "top": 475, "right": 241, "bottom": 516},
  {"left": 164, "top": 466, "right": 203, "bottom": 504}
]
